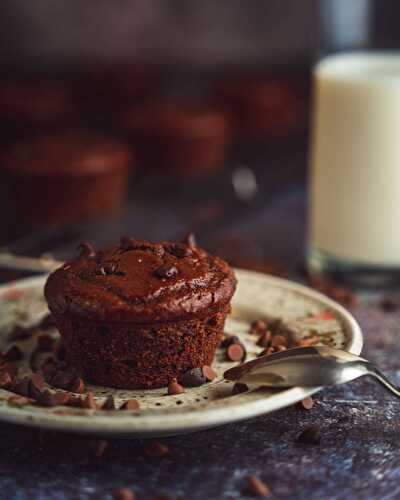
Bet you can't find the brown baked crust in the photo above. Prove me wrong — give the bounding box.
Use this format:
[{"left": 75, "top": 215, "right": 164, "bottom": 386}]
[
  {"left": 52, "top": 306, "right": 229, "bottom": 389},
  {"left": 45, "top": 239, "right": 236, "bottom": 323}
]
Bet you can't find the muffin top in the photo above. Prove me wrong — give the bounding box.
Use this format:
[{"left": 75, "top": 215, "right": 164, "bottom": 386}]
[
  {"left": 3, "top": 132, "right": 132, "bottom": 177},
  {"left": 44, "top": 237, "right": 236, "bottom": 323}
]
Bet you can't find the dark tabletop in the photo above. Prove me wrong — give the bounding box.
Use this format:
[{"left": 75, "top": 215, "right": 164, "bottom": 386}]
[{"left": 1, "top": 142, "right": 400, "bottom": 500}]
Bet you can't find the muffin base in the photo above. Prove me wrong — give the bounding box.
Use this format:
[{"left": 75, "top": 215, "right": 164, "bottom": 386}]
[{"left": 53, "top": 306, "right": 229, "bottom": 389}]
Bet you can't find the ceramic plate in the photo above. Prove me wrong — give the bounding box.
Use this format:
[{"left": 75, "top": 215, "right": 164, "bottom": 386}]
[{"left": 0, "top": 269, "right": 362, "bottom": 437}]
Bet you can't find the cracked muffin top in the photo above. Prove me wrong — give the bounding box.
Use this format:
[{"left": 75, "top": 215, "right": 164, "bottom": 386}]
[{"left": 44, "top": 236, "right": 236, "bottom": 323}]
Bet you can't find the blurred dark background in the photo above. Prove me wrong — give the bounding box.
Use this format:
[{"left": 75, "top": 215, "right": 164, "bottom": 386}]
[{"left": 0, "top": 0, "right": 397, "bottom": 271}]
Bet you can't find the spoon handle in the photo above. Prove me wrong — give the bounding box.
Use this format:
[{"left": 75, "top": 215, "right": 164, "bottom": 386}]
[{"left": 367, "top": 365, "right": 400, "bottom": 398}]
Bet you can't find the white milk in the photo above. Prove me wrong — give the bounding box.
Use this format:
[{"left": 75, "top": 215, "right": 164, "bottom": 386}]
[{"left": 309, "top": 52, "right": 400, "bottom": 267}]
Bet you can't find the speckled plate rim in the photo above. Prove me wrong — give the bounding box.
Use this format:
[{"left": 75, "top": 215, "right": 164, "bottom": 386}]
[{"left": 0, "top": 270, "right": 363, "bottom": 437}]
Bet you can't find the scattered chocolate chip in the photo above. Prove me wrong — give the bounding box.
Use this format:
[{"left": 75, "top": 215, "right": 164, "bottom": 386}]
[
  {"left": 247, "top": 475, "right": 270, "bottom": 497},
  {"left": 155, "top": 265, "right": 178, "bottom": 279},
  {"left": 256, "top": 330, "right": 272, "bottom": 347},
  {"left": 167, "top": 243, "right": 193, "bottom": 258},
  {"left": 271, "top": 335, "right": 288, "bottom": 348},
  {"left": 221, "top": 334, "right": 240, "bottom": 348},
  {"left": 120, "top": 399, "right": 140, "bottom": 411},
  {"left": 251, "top": 319, "right": 268, "bottom": 334},
  {"left": 202, "top": 365, "right": 217, "bottom": 382},
  {"left": 113, "top": 487, "right": 135, "bottom": 500},
  {"left": 37, "top": 334, "right": 55, "bottom": 351},
  {"left": 144, "top": 441, "right": 169, "bottom": 457},
  {"left": 297, "top": 424, "right": 321, "bottom": 444},
  {"left": 167, "top": 378, "right": 185, "bottom": 395},
  {"left": 77, "top": 242, "right": 96, "bottom": 258},
  {"left": 5, "top": 345, "right": 23, "bottom": 362},
  {"left": 71, "top": 377, "right": 85, "bottom": 394},
  {"left": 298, "top": 396, "right": 314, "bottom": 410},
  {"left": 102, "top": 395, "right": 116, "bottom": 410},
  {"left": 0, "top": 371, "right": 12, "bottom": 388},
  {"left": 178, "top": 368, "right": 206, "bottom": 387},
  {"left": 82, "top": 392, "right": 98, "bottom": 410},
  {"left": 8, "top": 395, "right": 29, "bottom": 407},
  {"left": 38, "top": 314, "right": 55, "bottom": 330},
  {"left": 93, "top": 439, "right": 109, "bottom": 458},
  {"left": 8, "top": 326, "right": 33, "bottom": 342},
  {"left": 232, "top": 382, "right": 248, "bottom": 395},
  {"left": 227, "top": 343, "right": 246, "bottom": 362},
  {"left": 381, "top": 297, "right": 399, "bottom": 313}
]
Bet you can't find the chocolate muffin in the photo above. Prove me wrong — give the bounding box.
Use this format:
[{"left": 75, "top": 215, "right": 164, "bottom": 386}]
[
  {"left": 44, "top": 237, "right": 236, "bottom": 389},
  {"left": 1, "top": 132, "right": 132, "bottom": 227},
  {"left": 118, "top": 99, "right": 232, "bottom": 176}
]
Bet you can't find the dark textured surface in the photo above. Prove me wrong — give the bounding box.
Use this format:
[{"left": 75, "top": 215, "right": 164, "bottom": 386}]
[{"left": 2, "top": 175, "right": 400, "bottom": 499}]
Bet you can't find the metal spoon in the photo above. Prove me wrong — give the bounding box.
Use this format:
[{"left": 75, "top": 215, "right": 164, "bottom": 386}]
[{"left": 223, "top": 346, "right": 400, "bottom": 397}]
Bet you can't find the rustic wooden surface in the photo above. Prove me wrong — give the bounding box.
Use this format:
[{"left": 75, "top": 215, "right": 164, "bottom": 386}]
[{"left": 1, "top": 149, "right": 399, "bottom": 500}]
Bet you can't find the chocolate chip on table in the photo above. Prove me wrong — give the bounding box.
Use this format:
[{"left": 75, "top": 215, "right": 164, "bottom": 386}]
[
  {"left": 8, "top": 326, "right": 33, "bottom": 342},
  {"left": 202, "top": 365, "right": 217, "bottom": 382},
  {"left": 82, "top": 392, "right": 98, "bottom": 410},
  {"left": 178, "top": 368, "right": 206, "bottom": 387},
  {"left": 247, "top": 475, "right": 270, "bottom": 497},
  {"left": 226, "top": 343, "right": 246, "bottom": 362},
  {"left": 71, "top": 377, "right": 85, "bottom": 394},
  {"left": 144, "top": 441, "right": 169, "bottom": 457},
  {"left": 5, "top": 345, "right": 23, "bottom": 362},
  {"left": 93, "top": 439, "right": 109, "bottom": 458},
  {"left": 113, "top": 487, "right": 135, "bottom": 500},
  {"left": 37, "top": 334, "right": 55, "bottom": 351},
  {"left": 232, "top": 382, "right": 248, "bottom": 395},
  {"left": 77, "top": 242, "right": 96, "bottom": 258},
  {"left": 120, "top": 399, "right": 140, "bottom": 411},
  {"left": 167, "top": 378, "right": 185, "bottom": 395},
  {"left": 297, "top": 424, "right": 321, "bottom": 444},
  {"left": 381, "top": 297, "right": 399, "bottom": 313},
  {"left": 102, "top": 395, "right": 116, "bottom": 410},
  {"left": 298, "top": 396, "right": 314, "bottom": 410},
  {"left": 155, "top": 265, "right": 178, "bottom": 279}
]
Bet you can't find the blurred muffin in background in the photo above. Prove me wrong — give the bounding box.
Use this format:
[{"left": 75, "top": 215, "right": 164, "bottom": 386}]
[
  {"left": 79, "top": 63, "right": 162, "bottom": 120},
  {"left": 1, "top": 132, "right": 133, "bottom": 227},
  {"left": 215, "top": 76, "right": 305, "bottom": 140},
  {"left": 117, "top": 99, "right": 233, "bottom": 176},
  {"left": 0, "top": 79, "right": 81, "bottom": 144}
]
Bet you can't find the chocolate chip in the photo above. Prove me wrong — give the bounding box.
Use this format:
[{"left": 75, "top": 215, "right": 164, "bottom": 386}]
[
  {"left": 178, "top": 368, "right": 206, "bottom": 387},
  {"left": 202, "top": 365, "right": 217, "bottom": 382},
  {"left": 8, "top": 326, "right": 33, "bottom": 342},
  {"left": 144, "top": 441, "right": 169, "bottom": 457},
  {"left": 251, "top": 319, "right": 268, "bottom": 334},
  {"left": 381, "top": 297, "right": 399, "bottom": 313},
  {"left": 298, "top": 396, "right": 314, "bottom": 410},
  {"left": 120, "top": 399, "right": 140, "bottom": 411},
  {"left": 232, "top": 382, "right": 248, "bottom": 395},
  {"left": 0, "top": 371, "right": 12, "bottom": 388},
  {"left": 167, "top": 243, "right": 193, "bottom": 258},
  {"left": 247, "top": 475, "right": 270, "bottom": 497},
  {"left": 5, "top": 345, "right": 23, "bottom": 362},
  {"left": 77, "top": 242, "right": 96, "bottom": 258},
  {"left": 256, "top": 330, "right": 271, "bottom": 347},
  {"left": 297, "top": 424, "right": 321, "bottom": 444},
  {"left": 93, "top": 439, "right": 109, "bottom": 458},
  {"left": 113, "top": 487, "right": 135, "bottom": 500},
  {"left": 102, "top": 395, "right": 116, "bottom": 410},
  {"left": 167, "top": 378, "right": 185, "bottom": 395},
  {"left": 82, "top": 392, "right": 98, "bottom": 410},
  {"left": 226, "top": 343, "right": 245, "bottom": 362},
  {"left": 71, "top": 377, "right": 85, "bottom": 394},
  {"left": 37, "top": 334, "right": 55, "bottom": 351},
  {"left": 38, "top": 314, "right": 55, "bottom": 330},
  {"left": 155, "top": 265, "right": 178, "bottom": 279}
]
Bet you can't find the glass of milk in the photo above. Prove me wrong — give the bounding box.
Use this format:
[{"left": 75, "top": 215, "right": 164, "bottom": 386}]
[{"left": 308, "top": 52, "right": 400, "bottom": 285}]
